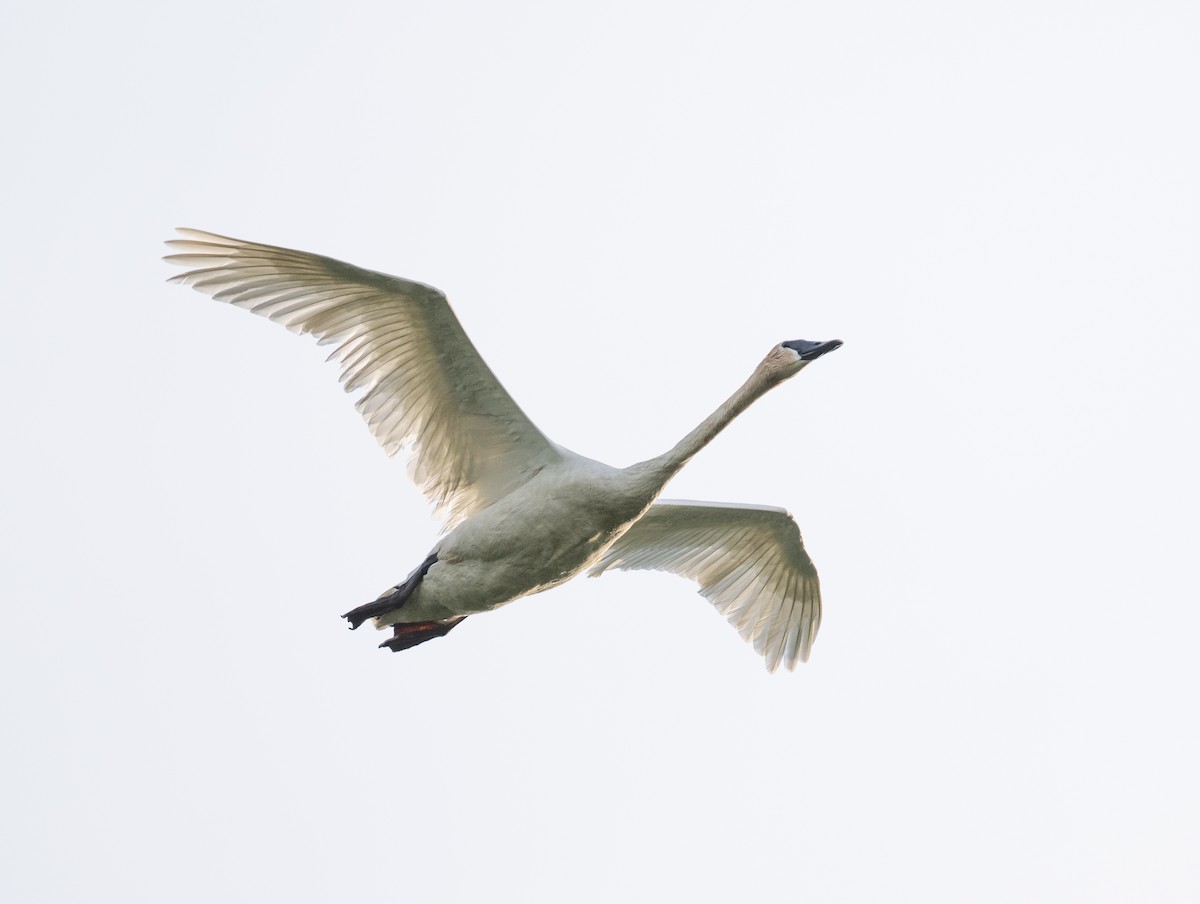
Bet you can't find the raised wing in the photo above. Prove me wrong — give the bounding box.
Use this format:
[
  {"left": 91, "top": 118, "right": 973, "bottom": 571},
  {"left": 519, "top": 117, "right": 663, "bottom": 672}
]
[
  {"left": 590, "top": 500, "right": 822, "bottom": 671},
  {"left": 164, "top": 228, "right": 562, "bottom": 527}
]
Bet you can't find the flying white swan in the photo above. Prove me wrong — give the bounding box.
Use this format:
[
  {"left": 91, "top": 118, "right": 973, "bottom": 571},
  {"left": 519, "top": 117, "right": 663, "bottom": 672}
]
[{"left": 165, "top": 229, "right": 842, "bottom": 670}]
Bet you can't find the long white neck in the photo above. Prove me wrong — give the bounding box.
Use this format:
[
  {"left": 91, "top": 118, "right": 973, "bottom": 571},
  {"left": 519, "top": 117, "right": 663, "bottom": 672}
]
[{"left": 627, "top": 358, "right": 788, "bottom": 490}]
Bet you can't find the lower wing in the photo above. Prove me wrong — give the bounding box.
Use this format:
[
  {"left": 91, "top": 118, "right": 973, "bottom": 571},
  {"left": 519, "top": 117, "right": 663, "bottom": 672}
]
[{"left": 590, "top": 500, "right": 823, "bottom": 671}]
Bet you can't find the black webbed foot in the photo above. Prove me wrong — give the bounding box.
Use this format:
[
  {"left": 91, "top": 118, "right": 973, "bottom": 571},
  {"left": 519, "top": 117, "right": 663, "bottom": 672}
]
[
  {"left": 379, "top": 617, "right": 466, "bottom": 652},
  {"left": 341, "top": 552, "right": 437, "bottom": 630}
]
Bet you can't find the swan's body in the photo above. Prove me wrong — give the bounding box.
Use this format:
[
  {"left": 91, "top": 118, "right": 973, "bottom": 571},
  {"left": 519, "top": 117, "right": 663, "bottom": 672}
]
[
  {"left": 165, "top": 229, "right": 842, "bottom": 670},
  {"left": 391, "top": 451, "right": 651, "bottom": 622}
]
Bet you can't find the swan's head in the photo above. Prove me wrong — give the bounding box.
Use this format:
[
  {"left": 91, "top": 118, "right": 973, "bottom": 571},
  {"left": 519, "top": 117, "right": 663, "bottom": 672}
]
[{"left": 766, "top": 338, "right": 843, "bottom": 379}]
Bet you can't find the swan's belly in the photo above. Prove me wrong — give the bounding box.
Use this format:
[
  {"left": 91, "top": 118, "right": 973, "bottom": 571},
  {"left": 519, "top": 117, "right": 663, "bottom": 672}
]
[{"left": 385, "top": 466, "right": 652, "bottom": 623}]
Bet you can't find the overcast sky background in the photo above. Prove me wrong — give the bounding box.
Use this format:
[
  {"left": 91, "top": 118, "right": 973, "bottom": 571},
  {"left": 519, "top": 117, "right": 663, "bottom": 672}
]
[{"left": 3, "top": 1, "right": 1198, "bottom": 901}]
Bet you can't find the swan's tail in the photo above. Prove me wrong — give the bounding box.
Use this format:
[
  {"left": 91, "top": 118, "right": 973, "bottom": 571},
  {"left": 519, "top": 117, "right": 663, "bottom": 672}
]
[{"left": 379, "top": 617, "right": 466, "bottom": 652}]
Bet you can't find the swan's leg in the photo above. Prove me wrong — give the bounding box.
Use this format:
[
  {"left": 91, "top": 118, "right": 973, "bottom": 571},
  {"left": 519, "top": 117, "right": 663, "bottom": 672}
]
[
  {"left": 341, "top": 552, "right": 437, "bottom": 630},
  {"left": 379, "top": 617, "right": 466, "bottom": 652}
]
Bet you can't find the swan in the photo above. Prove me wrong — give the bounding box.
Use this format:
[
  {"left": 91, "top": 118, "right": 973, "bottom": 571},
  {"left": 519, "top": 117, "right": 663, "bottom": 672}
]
[{"left": 164, "top": 229, "right": 843, "bottom": 671}]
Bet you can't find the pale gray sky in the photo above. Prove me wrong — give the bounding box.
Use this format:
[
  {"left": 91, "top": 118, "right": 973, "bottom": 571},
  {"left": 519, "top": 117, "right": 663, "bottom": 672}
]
[{"left": 3, "top": 1, "right": 1198, "bottom": 901}]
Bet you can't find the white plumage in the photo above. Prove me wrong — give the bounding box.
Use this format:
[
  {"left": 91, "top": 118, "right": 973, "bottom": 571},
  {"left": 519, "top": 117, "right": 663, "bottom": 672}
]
[{"left": 165, "top": 228, "right": 842, "bottom": 670}]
